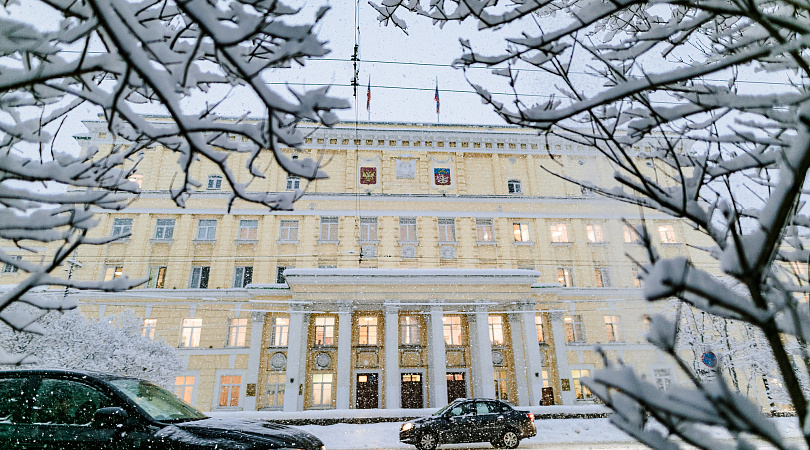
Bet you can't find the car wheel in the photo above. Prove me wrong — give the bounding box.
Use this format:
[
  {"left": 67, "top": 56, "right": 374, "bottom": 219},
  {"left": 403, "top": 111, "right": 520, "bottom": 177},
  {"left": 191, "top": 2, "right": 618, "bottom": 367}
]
[
  {"left": 501, "top": 430, "right": 520, "bottom": 449},
  {"left": 416, "top": 432, "right": 439, "bottom": 450}
]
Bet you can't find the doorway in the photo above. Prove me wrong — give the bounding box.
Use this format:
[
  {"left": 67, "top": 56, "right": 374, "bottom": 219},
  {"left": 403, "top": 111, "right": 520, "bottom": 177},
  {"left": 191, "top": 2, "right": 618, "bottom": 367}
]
[
  {"left": 401, "top": 373, "right": 423, "bottom": 408},
  {"left": 446, "top": 372, "right": 467, "bottom": 401},
  {"left": 355, "top": 373, "right": 379, "bottom": 409}
]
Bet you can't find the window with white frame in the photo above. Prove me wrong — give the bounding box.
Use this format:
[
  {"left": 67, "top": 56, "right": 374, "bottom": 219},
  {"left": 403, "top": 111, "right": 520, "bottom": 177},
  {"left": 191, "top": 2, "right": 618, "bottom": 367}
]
[
  {"left": 237, "top": 220, "right": 258, "bottom": 240},
  {"left": 535, "top": 315, "right": 545, "bottom": 343},
  {"left": 174, "top": 375, "right": 195, "bottom": 404},
  {"left": 207, "top": 175, "right": 222, "bottom": 190},
  {"left": 312, "top": 373, "right": 333, "bottom": 406},
  {"left": 400, "top": 316, "right": 420, "bottom": 345},
  {"left": 564, "top": 315, "right": 585, "bottom": 343},
  {"left": 586, "top": 224, "right": 604, "bottom": 243},
  {"left": 399, "top": 217, "right": 417, "bottom": 242},
  {"left": 653, "top": 368, "right": 674, "bottom": 390},
  {"left": 218, "top": 375, "right": 242, "bottom": 408},
  {"left": 196, "top": 219, "right": 217, "bottom": 240},
  {"left": 233, "top": 266, "right": 253, "bottom": 288},
  {"left": 2, "top": 255, "right": 21, "bottom": 273},
  {"left": 494, "top": 370, "right": 509, "bottom": 401},
  {"left": 476, "top": 218, "right": 494, "bottom": 242},
  {"left": 658, "top": 224, "right": 677, "bottom": 243},
  {"left": 358, "top": 316, "right": 378, "bottom": 345},
  {"left": 147, "top": 266, "right": 167, "bottom": 289},
  {"left": 549, "top": 223, "right": 569, "bottom": 242},
  {"left": 141, "top": 318, "right": 157, "bottom": 339},
  {"left": 604, "top": 315, "right": 621, "bottom": 341},
  {"left": 507, "top": 179, "right": 522, "bottom": 194},
  {"left": 272, "top": 317, "right": 289, "bottom": 347},
  {"left": 437, "top": 218, "right": 456, "bottom": 242},
  {"left": 443, "top": 316, "right": 463, "bottom": 346},
  {"left": 319, "top": 217, "right": 339, "bottom": 242},
  {"left": 360, "top": 217, "right": 378, "bottom": 242},
  {"left": 180, "top": 318, "right": 202, "bottom": 347},
  {"left": 286, "top": 176, "right": 301, "bottom": 190},
  {"left": 314, "top": 316, "right": 335, "bottom": 346},
  {"left": 595, "top": 267, "right": 610, "bottom": 287},
  {"left": 227, "top": 318, "right": 248, "bottom": 347},
  {"left": 189, "top": 266, "right": 210, "bottom": 288},
  {"left": 558, "top": 267, "right": 574, "bottom": 287},
  {"left": 624, "top": 225, "right": 641, "bottom": 243},
  {"left": 112, "top": 218, "right": 132, "bottom": 238},
  {"left": 571, "top": 369, "right": 592, "bottom": 399},
  {"left": 489, "top": 315, "right": 505, "bottom": 346},
  {"left": 279, "top": 220, "right": 298, "bottom": 242},
  {"left": 104, "top": 265, "right": 123, "bottom": 281},
  {"left": 513, "top": 222, "right": 530, "bottom": 242},
  {"left": 153, "top": 218, "right": 175, "bottom": 240},
  {"left": 265, "top": 373, "right": 285, "bottom": 408}
]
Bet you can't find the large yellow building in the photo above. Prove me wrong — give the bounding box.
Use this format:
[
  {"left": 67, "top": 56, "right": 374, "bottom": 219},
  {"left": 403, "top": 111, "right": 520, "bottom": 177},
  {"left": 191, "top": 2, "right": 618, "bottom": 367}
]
[{"left": 3, "top": 120, "right": 716, "bottom": 412}]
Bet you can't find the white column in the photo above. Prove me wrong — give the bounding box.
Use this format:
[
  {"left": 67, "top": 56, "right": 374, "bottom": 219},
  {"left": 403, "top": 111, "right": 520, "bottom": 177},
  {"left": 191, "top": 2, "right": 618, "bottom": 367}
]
[
  {"left": 243, "top": 312, "right": 266, "bottom": 411},
  {"left": 427, "top": 303, "right": 448, "bottom": 408},
  {"left": 284, "top": 308, "right": 309, "bottom": 412},
  {"left": 520, "top": 302, "right": 545, "bottom": 406},
  {"left": 549, "top": 311, "right": 573, "bottom": 405},
  {"left": 336, "top": 302, "right": 353, "bottom": 410},
  {"left": 508, "top": 312, "right": 530, "bottom": 406},
  {"left": 469, "top": 306, "right": 495, "bottom": 398},
  {"left": 384, "top": 304, "right": 400, "bottom": 409}
]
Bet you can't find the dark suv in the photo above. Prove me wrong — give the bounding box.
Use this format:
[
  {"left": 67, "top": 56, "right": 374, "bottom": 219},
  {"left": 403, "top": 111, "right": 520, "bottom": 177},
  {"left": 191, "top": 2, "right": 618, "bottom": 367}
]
[
  {"left": 0, "top": 369, "right": 325, "bottom": 450},
  {"left": 399, "top": 398, "right": 536, "bottom": 450}
]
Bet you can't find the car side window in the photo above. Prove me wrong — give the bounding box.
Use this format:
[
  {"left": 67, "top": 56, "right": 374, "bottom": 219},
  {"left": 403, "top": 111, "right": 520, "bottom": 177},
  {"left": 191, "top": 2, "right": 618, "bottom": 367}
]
[
  {"left": 476, "top": 401, "right": 496, "bottom": 415},
  {"left": 32, "top": 378, "right": 114, "bottom": 425},
  {"left": 0, "top": 377, "right": 30, "bottom": 424}
]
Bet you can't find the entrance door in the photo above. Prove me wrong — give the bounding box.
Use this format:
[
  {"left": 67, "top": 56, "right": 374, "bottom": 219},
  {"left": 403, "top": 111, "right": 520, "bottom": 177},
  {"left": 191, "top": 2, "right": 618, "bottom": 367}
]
[
  {"left": 401, "top": 373, "right": 423, "bottom": 408},
  {"left": 446, "top": 372, "right": 467, "bottom": 401},
  {"left": 355, "top": 373, "right": 379, "bottom": 409}
]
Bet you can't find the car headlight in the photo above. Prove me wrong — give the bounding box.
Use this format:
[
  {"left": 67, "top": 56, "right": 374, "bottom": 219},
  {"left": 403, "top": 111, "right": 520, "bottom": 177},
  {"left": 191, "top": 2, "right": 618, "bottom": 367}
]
[{"left": 401, "top": 422, "right": 414, "bottom": 432}]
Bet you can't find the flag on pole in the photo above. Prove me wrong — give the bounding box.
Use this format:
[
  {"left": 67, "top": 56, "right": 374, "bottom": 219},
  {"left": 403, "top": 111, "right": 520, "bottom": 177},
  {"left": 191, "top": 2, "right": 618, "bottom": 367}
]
[
  {"left": 434, "top": 79, "right": 440, "bottom": 114},
  {"left": 366, "top": 77, "right": 371, "bottom": 111}
]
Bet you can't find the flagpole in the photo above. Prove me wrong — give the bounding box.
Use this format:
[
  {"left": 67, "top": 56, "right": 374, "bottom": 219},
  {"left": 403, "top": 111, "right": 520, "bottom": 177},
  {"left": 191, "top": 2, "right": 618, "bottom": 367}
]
[{"left": 434, "top": 77, "right": 440, "bottom": 124}]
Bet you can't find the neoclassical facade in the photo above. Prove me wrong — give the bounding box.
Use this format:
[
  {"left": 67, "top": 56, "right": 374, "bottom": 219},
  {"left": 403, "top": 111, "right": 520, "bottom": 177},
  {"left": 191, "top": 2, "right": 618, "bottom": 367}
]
[{"left": 2, "top": 120, "right": 716, "bottom": 411}]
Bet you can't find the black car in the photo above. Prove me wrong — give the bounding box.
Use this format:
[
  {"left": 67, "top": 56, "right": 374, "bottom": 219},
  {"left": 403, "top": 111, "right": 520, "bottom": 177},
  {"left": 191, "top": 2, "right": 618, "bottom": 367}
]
[
  {"left": 0, "top": 369, "right": 325, "bottom": 450},
  {"left": 399, "top": 398, "right": 536, "bottom": 450}
]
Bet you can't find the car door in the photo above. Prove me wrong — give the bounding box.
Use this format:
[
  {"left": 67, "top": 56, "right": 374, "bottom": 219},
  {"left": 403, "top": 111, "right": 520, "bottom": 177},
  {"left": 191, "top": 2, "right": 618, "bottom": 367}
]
[
  {"left": 445, "top": 400, "right": 479, "bottom": 443},
  {"left": 474, "top": 400, "right": 502, "bottom": 441}
]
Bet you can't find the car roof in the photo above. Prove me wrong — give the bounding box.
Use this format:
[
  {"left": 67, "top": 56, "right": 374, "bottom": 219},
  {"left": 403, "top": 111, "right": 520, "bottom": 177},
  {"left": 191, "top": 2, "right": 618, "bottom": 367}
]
[{"left": 0, "top": 368, "right": 141, "bottom": 382}]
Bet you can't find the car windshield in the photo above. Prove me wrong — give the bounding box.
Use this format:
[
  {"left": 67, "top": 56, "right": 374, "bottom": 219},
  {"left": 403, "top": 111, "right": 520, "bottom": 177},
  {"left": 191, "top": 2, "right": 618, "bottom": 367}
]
[{"left": 110, "top": 379, "right": 207, "bottom": 423}]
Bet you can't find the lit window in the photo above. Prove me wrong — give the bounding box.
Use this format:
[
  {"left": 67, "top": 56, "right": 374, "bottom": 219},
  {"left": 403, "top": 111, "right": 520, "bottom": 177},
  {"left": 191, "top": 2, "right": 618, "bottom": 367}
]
[
  {"left": 286, "top": 176, "right": 300, "bottom": 190},
  {"left": 513, "top": 223, "right": 530, "bottom": 242},
  {"left": 595, "top": 268, "right": 610, "bottom": 288},
  {"left": 494, "top": 370, "right": 509, "bottom": 401},
  {"left": 443, "top": 316, "right": 463, "bottom": 346},
  {"left": 604, "top": 315, "right": 621, "bottom": 341},
  {"left": 112, "top": 218, "right": 132, "bottom": 238},
  {"left": 180, "top": 318, "right": 202, "bottom": 347},
  {"left": 320, "top": 217, "right": 339, "bottom": 242},
  {"left": 238, "top": 220, "right": 258, "bottom": 240},
  {"left": 399, "top": 217, "right": 417, "bottom": 242},
  {"left": 571, "top": 369, "right": 592, "bottom": 399},
  {"left": 207, "top": 175, "right": 222, "bottom": 190},
  {"left": 535, "top": 315, "right": 545, "bottom": 343},
  {"left": 147, "top": 266, "right": 167, "bottom": 288},
  {"left": 312, "top": 373, "right": 333, "bottom": 406},
  {"left": 227, "top": 318, "right": 248, "bottom": 347},
  {"left": 128, "top": 174, "right": 143, "bottom": 188},
  {"left": 314, "top": 316, "right": 335, "bottom": 346},
  {"left": 658, "top": 224, "right": 677, "bottom": 244},
  {"left": 218, "top": 375, "right": 242, "bottom": 407},
  {"left": 400, "top": 316, "right": 420, "bottom": 345},
  {"left": 507, "top": 179, "right": 522, "bottom": 194},
  {"left": 174, "top": 376, "right": 195, "bottom": 404},
  {"left": 141, "top": 318, "right": 157, "bottom": 339},
  {"left": 476, "top": 219, "right": 494, "bottom": 242},
  {"left": 358, "top": 316, "right": 378, "bottom": 345},
  {"left": 279, "top": 220, "right": 299, "bottom": 242},
  {"left": 360, "top": 217, "right": 378, "bottom": 242},
  {"left": 586, "top": 224, "right": 604, "bottom": 243},
  {"left": 104, "top": 265, "right": 123, "bottom": 281},
  {"left": 196, "top": 219, "right": 217, "bottom": 240},
  {"left": 550, "top": 223, "right": 569, "bottom": 243},
  {"left": 272, "top": 317, "right": 289, "bottom": 347},
  {"left": 438, "top": 218, "right": 456, "bottom": 243},
  {"left": 632, "top": 267, "right": 642, "bottom": 287},
  {"left": 489, "top": 316, "right": 505, "bottom": 346},
  {"left": 233, "top": 266, "right": 253, "bottom": 288},
  {"left": 189, "top": 266, "right": 210, "bottom": 288},
  {"left": 654, "top": 368, "right": 674, "bottom": 390},
  {"left": 154, "top": 218, "right": 175, "bottom": 240},
  {"left": 2, "top": 255, "right": 21, "bottom": 273},
  {"left": 265, "top": 373, "right": 285, "bottom": 408},
  {"left": 558, "top": 267, "right": 574, "bottom": 287},
  {"left": 624, "top": 225, "right": 641, "bottom": 244},
  {"left": 564, "top": 315, "right": 585, "bottom": 343}
]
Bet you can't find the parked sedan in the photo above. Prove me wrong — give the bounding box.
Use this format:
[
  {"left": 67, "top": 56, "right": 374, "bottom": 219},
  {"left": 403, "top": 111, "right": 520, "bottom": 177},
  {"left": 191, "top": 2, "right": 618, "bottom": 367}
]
[
  {"left": 399, "top": 398, "right": 536, "bottom": 450},
  {"left": 0, "top": 369, "right": 325, "bottom": 450}
]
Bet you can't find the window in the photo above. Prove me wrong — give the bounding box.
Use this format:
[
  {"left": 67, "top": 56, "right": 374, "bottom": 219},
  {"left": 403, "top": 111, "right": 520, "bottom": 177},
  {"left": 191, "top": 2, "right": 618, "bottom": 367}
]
[
  {"left": 489, "top": 316, "right": 505, "bottom": 346},
  {"left": 112, "top": 218, "right": 132, "bottom": 238},
  {"left": 358, "top": 316, "right": 378, "bottom": 345},
  {"left": 104, "top": 265, "right": 123, "bottom": 281},
  {"left": 443, "top": 316, "right": 463, "bottom": 346},
  {"left": 595, "top": 267, "right": 610, "bottom": 288},
  {"left": 507, "top": 179, "right": 522, "bottom": 194},
  {"left": 494, "top": 370, "right": 509, "bottom": 401},
  {"left": 320, "top": 217, "right": 339, "bottom": 242},
  {"left": 571, "top": 369, "right": 592, "bottom": 399},
  {"left": 653, "top": 368, "right": 674, "bottom": 390},
  {"left": 2, "top": 255, "right": 21, "bottom": 273},
  {"left": 399, "top": 217, "right": 417, "bottom": 242},
  {"left": 266, "top": 373, "right": 285, "bottom": 408},
  {"left": 147, "top": 266, "right": 167, "bottom": 289},
  {"left": 286, "top": 176, "right": 301, "bottom": 190},
  {"left": 314, "top": 316, "right": 335, "bottom": 346},
  {"left": 276, "top": 266, "right": 292, "bottom": 284},
  {"left": 632, "top": 267, "right": 642, "bottom": 287},
  {"left": 535, "top": 315, "right": 545, "bottom": 343},
  {"left": 586, "top": 224, "right": 604, "bottom": 243},
  {"left": 141, "top": 318, "right": 157, "bottom": 339},
  {"left": 233, "top": 266, "right": 253, "bottom": 288},
  {"left": 513, "top": 223, "right": 530, "bottom": 242},
  {"left": 558, "top": 267, "right": 574, "bottom": 287},
  {"left": 153, "top": 218, "right": 175, "bottom": 240},
  {"left": 180, "top": 318, "right": 202, "bottom": 347},
  {"left": 218, "top": 375, "right": 242, "bottom": 407},
  {"left": 174, "top": 376, "right": 195, "bottom": 403},
  {"left": 238, "top": 220, "right": 258, "bottom": 240},
  {"left": 272, "top": 317, "right": 290, "bottom": 347},
  {"left": 312, "top": 373, "right": 333, "bottom": 406},
  {"left": 550, "top": 223, "right": 569, "bottom": 242},
  {"left": 658, "top": 224, "right": 677, "bottom": 243},
  {"left": 438, "top": 218, "right": 456, "bottom": 242},
  {"left": 564, "top": 315, "right": 585, "bottom": 343},
  {"left": 279, "top": 220, "right": 299, "bottom": 242},
  {"left": 400, "top": 316, "right": 420, "bottom": 345},
  {"left": 32, "top": 378, "right": 113, "bottom": 425},
  {"left": 476, "top": 218, "right": 494, "bottom": 242},
  {"left": 624, "top": 225, "right": 641, "bottom": 243},
  {"left": 227, "top": 318, "right": 248, "bottom": 347},
  {"left": 604, "top": 315, "right": 621, "bottom": 342},
  {"left": 360, "top": 217, "right": 378, "bottom": 242},
  {"left": 189, "top": 266, "right": 210, "bottom": 288},
  {"left": 207, "top": 175, "right": 222, "bottom": 190},
  {"left": 196, "top": 219, "right": 217, "bottom": 240},
  {"left": 128, "top": 174, "right": 143, "bottom": 188}
]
